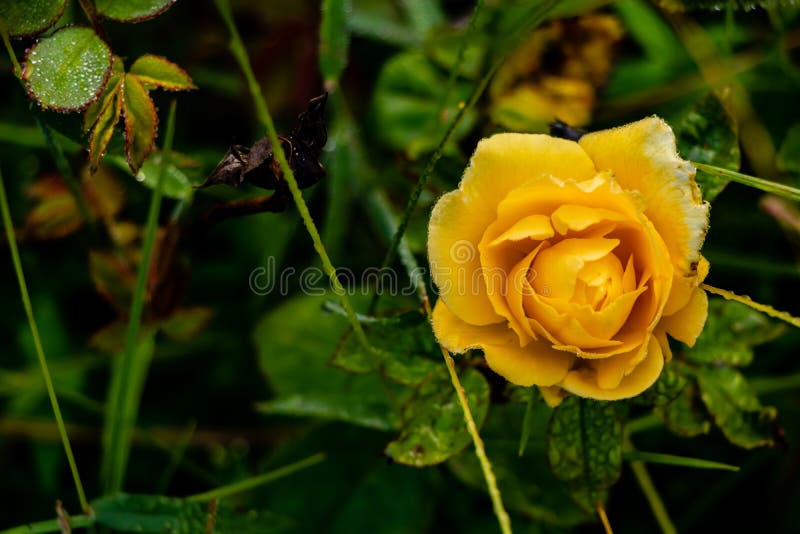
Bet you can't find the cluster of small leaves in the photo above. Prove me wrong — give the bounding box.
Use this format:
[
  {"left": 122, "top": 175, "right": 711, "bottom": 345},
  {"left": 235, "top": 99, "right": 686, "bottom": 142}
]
[
  {"left": 83, "top": 54, "right": 195, "bottom": 174},
  {"left": 655, "top": 298, "right": 785, "bottom": 448},
  {"left": 2, "top": 0, "right": 193, "bottom": 176}
]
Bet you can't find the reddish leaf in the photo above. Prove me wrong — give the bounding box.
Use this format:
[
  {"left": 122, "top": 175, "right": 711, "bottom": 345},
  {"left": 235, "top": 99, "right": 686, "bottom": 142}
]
[
  {"left": 25, "top": 175, "right": 83, "bottom": 240},
  {"left": 89, "top": 250, "right": 136, "bottom": 312},
  {"left": 88, "top": 80, "right": 123, "bottom": 172},
  {"left": 160, "top": 307, "right": 215, "bottom": 341},
  {"left": 130, "top": 55, "right": 196, "bottom": 91},
  {"left": 121, "top": 73, "right": 158, "bottom": 174}
]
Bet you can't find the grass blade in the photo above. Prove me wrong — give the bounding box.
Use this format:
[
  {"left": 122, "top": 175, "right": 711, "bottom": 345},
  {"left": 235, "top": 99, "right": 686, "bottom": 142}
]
[
  {"left": 624, "top": 451, "right": 740, "bottom": 472},
  {"left": 0, "top": 166, "right": 90, "bottom": 513},
  {"left": 693, "top": 162, "right": 800, "bottom": 202},
  {"left": 101, "top": 100, "right": 178, "bottom": 494}
]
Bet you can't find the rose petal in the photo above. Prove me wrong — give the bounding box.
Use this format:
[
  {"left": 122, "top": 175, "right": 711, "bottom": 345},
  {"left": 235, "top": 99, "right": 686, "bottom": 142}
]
[
  {"left": 428, "top": 190, "right": 503, "bottom": 325},
  {"left": 560, "top": 335, "right": 664, "bottom": 400},
  {"left": 531, "top": 237, "right": 620, "bottom": 300},
  {"left": 432, "top": 299, "right": 572, "bottom": 386},
  {"left": 489, "top": 214, "right": 554, "bottom": 245},
  {"left": 483, "top": 339, "right": 574, "bottom": 387},
  {"left": 462, "top": 134, "right": 596, "bottom": 214},
  {"left": 550, "top": 204, "right": 628, "bottom": 235},
  {"left": 659, "top": 286, "right": 708, "bottom": 347},
  {"left": 432, "top": 298, "right": 517, "bottom": 351},
  {"left": 579, "top": 117, "right": 710, "bottom": 274}
]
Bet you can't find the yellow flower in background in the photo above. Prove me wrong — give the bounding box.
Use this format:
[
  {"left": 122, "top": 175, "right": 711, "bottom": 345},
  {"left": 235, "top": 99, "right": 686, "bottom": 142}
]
[
  {"left": 490, "top": 14, "right": 624, "bottom": 132},
  {"left": 428, "top": 117, "right": 710, "bottom": 402}
]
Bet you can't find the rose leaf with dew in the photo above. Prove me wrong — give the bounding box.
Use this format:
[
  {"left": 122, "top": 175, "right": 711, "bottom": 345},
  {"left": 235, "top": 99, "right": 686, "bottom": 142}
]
[
  {"left": 23, "top": 27, "right": 113, "bottom": 111},
  {"left": 546, "top": 397, "right": 622, "bottom": 512},
  {"left": 129, "top": 55, "right": 197, "bottom": 91},
  {"left": 122, "top": 73, "right": 158, "bottom": 175},
  {"left": 385, "top": 367, "right": 490, "bottom": 467},
  {"left": 0, "top": 0, "right": 66, "bottom": 38},
  {"left": 331, "top": 312, "right": 440, "bottom": 386},
  {"left": 94, "top": 0, "right": 177, "bottom": 22},
  {"left": 677, "top": 91, "right": 740, "bottom": 202}
]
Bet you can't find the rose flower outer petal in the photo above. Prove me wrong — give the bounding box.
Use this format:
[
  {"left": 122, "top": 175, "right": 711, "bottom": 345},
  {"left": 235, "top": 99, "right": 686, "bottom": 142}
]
[
  {"left": 579, "top": 117, "right": 710, "bottom": 274},
  {"left": 462, "top": 134, "right": 596, "bottom": 214},
  {"left": 428, "top": 190, "right": 503, "bottom": 325},
  {"left": 659, "top": 286, "right": 708, "bottom": 347}
]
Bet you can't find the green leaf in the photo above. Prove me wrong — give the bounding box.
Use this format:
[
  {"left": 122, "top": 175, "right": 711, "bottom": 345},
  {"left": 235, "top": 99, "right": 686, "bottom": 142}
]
[
  {"left": 385, "top": 367, "right": 489, "bottom": 466},
  {"left": 372, "top": 52, "right": 476, "bottom": 159},
  {"left": 101, "top": 332, "right": 156, "bottom": 494},
  {"left": 635, "top": 364, "right": 688, "bottom": 407},
  {"left": 677, "top": 91, "right": 741, "bottom": 201},
  {"left": 92, "top": 493, "right": 291, "bottom": 533},
  {"left": 254, "top": 294, "right": 403, "bottom": 431},
  {"left": 95, "top": 0, "right": 177, "bottom": 22},
  {"left": 547, "top": 397, "right": 622, "bottom": 511},
  {"left": 331, "top": 314, "right": 440, "bottom": 386},
  {"left": 683, "top": 298, "right": 785, "bottom": 367},
  {"left": 23, "top": 26, "right": 112, "bottom": 111},
  {"left": 399, "top": 0, "right": 445, "bottom": 38},
  {"left": 448, "top": 403, "right": 590, "bottom": 526},
  {"left": 0, "top": 0, "right": 66, "bottom": 38},
  {"left": 122, "top": 73, "right": 158, "bottom": 174},
  {"left": 130, "top": 54, "right": 197, "bottom": 91},
  {"left": 319, "top": 0, "right": 351, "bottom": 88},
  {"left": 106, "top": 150, "right": 198, "bottom": 199},
  {"left": 696, "top": 366, "right": 779, "bottom": 449},
  {"left": 88, "top": 76, "right": 123, "bottom": 172},
  {"left": 776, "top": 123, "right": 800, "bottom": 174},
  {"left": 84, "top": 56, "right": 125, "bottom": 132},
  {"left": 654, "top": 379, "right": 712, "bottom": 437}
]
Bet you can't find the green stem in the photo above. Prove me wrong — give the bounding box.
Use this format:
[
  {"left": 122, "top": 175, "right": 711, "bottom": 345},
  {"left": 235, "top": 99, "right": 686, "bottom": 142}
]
[
  {"left": 0, "top": 168, "right": 90, "bottom": 513},
  {"left": 438, "top": 0, "right": 484, "bottom": 110},
  {"left": 101, "top": 100, "right": 177, "bottom": 493},
  {"left": 625, "top": 414, "right": 661, "bottom": 435},
  {"left": 750, "top": 371, "right": 800, "bottom": 394},
  {"left": 624, "top": 451, "right": 739, "bottom": 472},
  {"left": 213, "top": 0, "right": 373, "bottom": 354},
  {"left": 0, "top": 23, "right": 22, "bottom": 78},
  {"left": 187, "top": 453, "right": 326, "bottom": 502},
  {"left": 624, "top": 434, "right": 678, "bottom": 534},
  {"left": 441, "top": 348, "right": 512, "bottom": 534},
  {"left": 694, "top": 162, "right": 800, "bottom": 201},
  {"left": 0, "top": 515, "right": 94, "bottom": 534},
  {"left": 377, "top": 0, "right": 558, "bottom": 276}
]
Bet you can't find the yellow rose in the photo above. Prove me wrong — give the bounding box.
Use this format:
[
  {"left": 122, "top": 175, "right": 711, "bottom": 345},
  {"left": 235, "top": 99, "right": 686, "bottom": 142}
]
[{"left": 428, "top": 117, "right": 710, "bottom": 401}]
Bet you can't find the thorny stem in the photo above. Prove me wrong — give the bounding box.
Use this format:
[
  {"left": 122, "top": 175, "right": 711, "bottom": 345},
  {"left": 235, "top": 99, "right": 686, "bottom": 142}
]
[
  {"left": 702, "top": 284, "right": 800, "bottom": 329},
  {"left": 0, "top": 167, "right": 90, "bottom": 513}
]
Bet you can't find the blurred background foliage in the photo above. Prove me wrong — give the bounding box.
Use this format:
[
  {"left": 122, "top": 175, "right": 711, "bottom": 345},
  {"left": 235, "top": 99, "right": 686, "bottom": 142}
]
[{"left": 1, "top": 0, "right": 800, "bottom": 532}]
